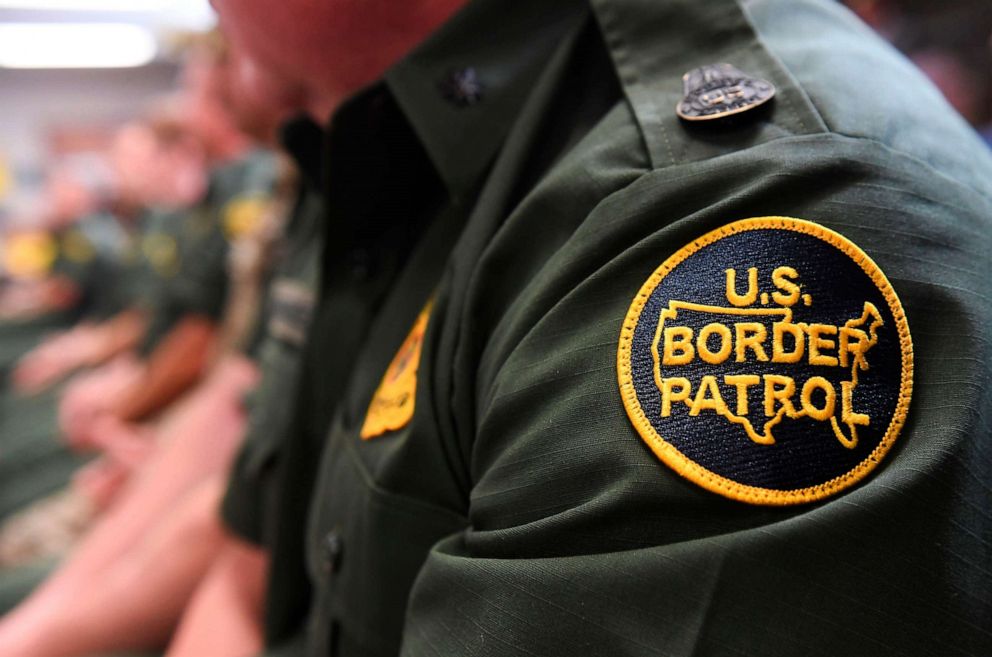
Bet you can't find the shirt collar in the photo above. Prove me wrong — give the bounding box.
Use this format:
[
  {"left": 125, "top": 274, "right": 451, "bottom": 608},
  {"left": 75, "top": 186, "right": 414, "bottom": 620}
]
[
  {"left": 384, "top": 0, "right": 589, "bottom": 200},
  {"left": 279, "top": 114, "right": 326, "bottom": 191},
  {"left": 586, "top": 0, "right": 826, "bottom": 169}
]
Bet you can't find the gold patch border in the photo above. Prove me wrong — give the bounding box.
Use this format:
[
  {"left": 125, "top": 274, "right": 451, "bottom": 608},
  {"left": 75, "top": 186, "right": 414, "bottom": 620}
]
[{"left": 616, "top": 216, "right": 914, "bottom": 506}]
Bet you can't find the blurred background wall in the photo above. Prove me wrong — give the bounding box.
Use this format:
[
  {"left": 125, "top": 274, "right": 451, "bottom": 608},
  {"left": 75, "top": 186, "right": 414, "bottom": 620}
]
[
  {"left": 0, "top": 0, "right": 990, "bottom": 228},
  {"left": 0, "top": 0, "right": 214, "bottom": 222}
]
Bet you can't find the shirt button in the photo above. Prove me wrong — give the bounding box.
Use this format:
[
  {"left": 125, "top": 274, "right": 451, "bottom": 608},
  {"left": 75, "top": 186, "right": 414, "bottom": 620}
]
[
  {"left": 439, "top": 67, "right": 484, "bottom": 107},
  {"left": 347, "top": 248, "right": 373, "bottom": 281},
  {"left": 321, "top": 530, "right": 343, "bottom": 575}
]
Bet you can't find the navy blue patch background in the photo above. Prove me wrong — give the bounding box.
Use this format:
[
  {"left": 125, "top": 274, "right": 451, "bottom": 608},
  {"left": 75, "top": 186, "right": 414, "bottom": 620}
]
[{"left": 628, "top": 227, "right": 903, "bottom": 490}]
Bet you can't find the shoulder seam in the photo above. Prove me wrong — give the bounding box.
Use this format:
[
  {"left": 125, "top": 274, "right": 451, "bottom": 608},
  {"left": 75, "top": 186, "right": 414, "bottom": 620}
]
[{"left": 825, "top": 131, "right": 992, "bottom": 207}]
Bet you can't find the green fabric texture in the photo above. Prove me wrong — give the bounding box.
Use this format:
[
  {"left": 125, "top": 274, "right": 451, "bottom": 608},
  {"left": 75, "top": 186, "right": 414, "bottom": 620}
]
[
  {"left": 0, "top": 558, "right": 54, "bottom": 616},
  {"left": 0, "top": 211, "right": 131, "bottom": 378},
  {"left": 221, "top": 175, "right": 324, "bottom": 546},
  {"left": 0, "top": 384, "right": 86, "bottom": 523},
  {"left": 257, "top": 632, "right": 306, "bottom": 657},
  {"left": 0, "top": 151, "right": 277, "bottom": 526},
  {"left": 254, "top": 0, "right": 992, "bottom": 655},
  {"left": 139, "top": 149, "right": 280, "bottom": 355},
  {"left": 51, "top": 211, "right": 133, "bottom": 321},
  {"left": 0, "top": 315, "right": 68, "bottom": 380}
]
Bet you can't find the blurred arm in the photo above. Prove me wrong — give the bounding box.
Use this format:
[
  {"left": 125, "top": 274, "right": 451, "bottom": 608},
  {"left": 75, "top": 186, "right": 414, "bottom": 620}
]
[
  {"left": 166, "top": 535, "right": 269, "bottom": 657},
  {"left": 13, "top": 308, "right": 147, "bottom": 394},
  {"left": 112, "top": 314, "right": 217, "bottom": 422},
  {"left": 0, "top": 479, "right": 227, "bottom": 657}
]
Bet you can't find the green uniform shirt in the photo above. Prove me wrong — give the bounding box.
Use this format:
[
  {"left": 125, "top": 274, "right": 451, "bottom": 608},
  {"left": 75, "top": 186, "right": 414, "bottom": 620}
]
[
  {"left": 258, "top": 105, "right": 450, "bottom": 646},
  {"left": 222, "top": 119, "right": 326, "bottom": 546},
  {"left": 273, "top": 0, "right": 992, "bottom": 655},
  {"left": 139, "top": 149, "right": 279, "bottom": 354},
  {"left": 0, "top": 211, "right": 131, "bottom": 373},
  {"left": 47, "top": 211, "right": 128, "bottom": 320},
  {"left": 0, "top": 152, "right": 278, "bottom": 521}
]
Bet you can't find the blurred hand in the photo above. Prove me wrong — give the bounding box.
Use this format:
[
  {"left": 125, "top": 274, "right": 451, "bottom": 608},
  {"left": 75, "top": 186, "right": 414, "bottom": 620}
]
[
  {"left": 72, "top": 456, "right": 132, "bottom": 512},
  {"left": 70, "top": 416, "right": 158, "bottom": 514},
  {"left": 0, "top": 278, "right": 79, "bottom": 321},
  {"left": 58, "top": 355, "right": 144, "bottom": 450},
  {"left": 88, "top": 414, "right": 156, "bottom": 470},
  {"left": 13, "top": 324, "right": 104, "bottom": 393}
]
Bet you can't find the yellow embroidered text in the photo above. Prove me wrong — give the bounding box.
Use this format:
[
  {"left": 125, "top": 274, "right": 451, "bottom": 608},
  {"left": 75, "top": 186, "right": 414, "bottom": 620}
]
[{"left": 651, "top": 297, "right": 883, "bottom": 448}]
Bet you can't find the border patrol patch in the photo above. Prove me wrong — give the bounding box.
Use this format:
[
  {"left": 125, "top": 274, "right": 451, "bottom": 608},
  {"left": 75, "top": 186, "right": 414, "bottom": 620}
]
[
  {"left": 223, "top": 195, "right": 268, "bottom": 241},
  {"left": 360, "top": 301, "right": 433, "bottom": 440},
  {"left": 617, "top": 217, "right": 913, "bottom": 505}
]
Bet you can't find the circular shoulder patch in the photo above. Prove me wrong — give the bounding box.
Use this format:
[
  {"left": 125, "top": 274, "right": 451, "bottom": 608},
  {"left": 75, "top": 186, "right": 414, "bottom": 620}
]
[{"left": 617, "top": 217, "right": 913, "bottom": 505}]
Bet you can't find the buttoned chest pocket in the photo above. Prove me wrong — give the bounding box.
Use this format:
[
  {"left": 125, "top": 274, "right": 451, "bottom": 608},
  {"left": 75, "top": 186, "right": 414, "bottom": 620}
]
[{"left": 308, "top": 431, "right": 467, "bottom": 657}]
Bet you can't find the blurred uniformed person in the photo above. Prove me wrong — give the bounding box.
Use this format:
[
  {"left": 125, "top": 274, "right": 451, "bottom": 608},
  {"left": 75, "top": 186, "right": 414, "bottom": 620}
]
[
  {"left": 0, "top": 100, "right": 279, "bottom": 572},
  {"left": 0, "top": 34, "right": 297, "bottom": 657},
  {"left": 203, "top": 0, "right": 992, "bottom": 655},
  {"left": 0, "top": 123, "right": 174, "bottom": 533},
  {"left": 219, "top": 118, "right": 323, "bottom": 550},
  {"left": 0, "top": 168, "right": 126, "bottom": 374}
]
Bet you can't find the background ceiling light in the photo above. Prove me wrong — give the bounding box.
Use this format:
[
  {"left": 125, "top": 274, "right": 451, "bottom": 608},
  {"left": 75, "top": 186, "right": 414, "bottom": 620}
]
[
  {"left": 0, "top": 23, "right": 158, "bottom": 69},
  {"left": 0, "top": 1, "right": 172, "bottom": 10}
]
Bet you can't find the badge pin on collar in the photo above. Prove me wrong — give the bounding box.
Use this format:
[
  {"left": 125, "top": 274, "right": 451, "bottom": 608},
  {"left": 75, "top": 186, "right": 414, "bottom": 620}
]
[{"left": 677, "top": 63, "right": 775, "bottom": 121}]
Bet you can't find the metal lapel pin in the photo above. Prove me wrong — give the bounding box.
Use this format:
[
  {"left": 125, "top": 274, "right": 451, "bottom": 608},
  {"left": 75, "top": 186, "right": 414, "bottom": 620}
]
[{"left": 677, "top": 63, "right": 775, "bottom": 121}]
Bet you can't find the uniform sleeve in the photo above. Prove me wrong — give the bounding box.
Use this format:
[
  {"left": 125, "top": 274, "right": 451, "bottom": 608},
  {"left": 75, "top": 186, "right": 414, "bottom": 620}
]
[
  {"left": 220, "top": 341, "right": 303, "bottom": 545},
  {"left": 221, "top": 177, "right": 318, "bottom": 546},
  {"left": 141, "top": 157, "right": 280, "bottom": 354},
  {"left": 221, "top": 292, "right": 314, "bottom": 545},
  {"left": 79, "top": 229, "right": 135, "bottom": 321},
  {"left": 168, "top": 217, "right": 231, "bottom": 320},
  {"left": 399, "top": 135, "right": 992, "bottom": 656},
  {"left": 138, "top": 216, "right": 230, "bottom": 355},
  {"left": 219, "top": 387, "right": 267, "bottom": 544}
]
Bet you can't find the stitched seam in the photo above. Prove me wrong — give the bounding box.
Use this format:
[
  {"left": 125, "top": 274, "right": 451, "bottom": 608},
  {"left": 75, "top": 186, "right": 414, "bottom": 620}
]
[
  {"left": 589, "top": 0, "right": 674, "bottom": 168},
  {"left": 342, "top": 438, "right": 468, "bottom": 524},
  {"left": 737, "top": 0, "right": 828, "bottom": 134},
  {"left": 827, "top": 131, "right": 992, "bottom": 206},
  {"left": 657, "top": 129, "right": 992, "bottom": 208}
]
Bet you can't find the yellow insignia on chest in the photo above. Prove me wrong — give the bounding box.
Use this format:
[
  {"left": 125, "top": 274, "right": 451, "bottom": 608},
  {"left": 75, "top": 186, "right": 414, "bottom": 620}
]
[
  {"left": 142, "top": 233, "right": 179, "bottom": 277},
  {"left": 617, "top": 217, "right": 913, "bottom": 505},
  {"left": 4, "top": 231, "right": 58, "bottom": 279},
  {"left": 222, "top": 195, "right": 268, "bottom": 241},
  {"left": 61, "top": 230, "right": 95, "bottom": 264},
  {"left": 360, "top": 300, "right": 433, "bottom": 440}
]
